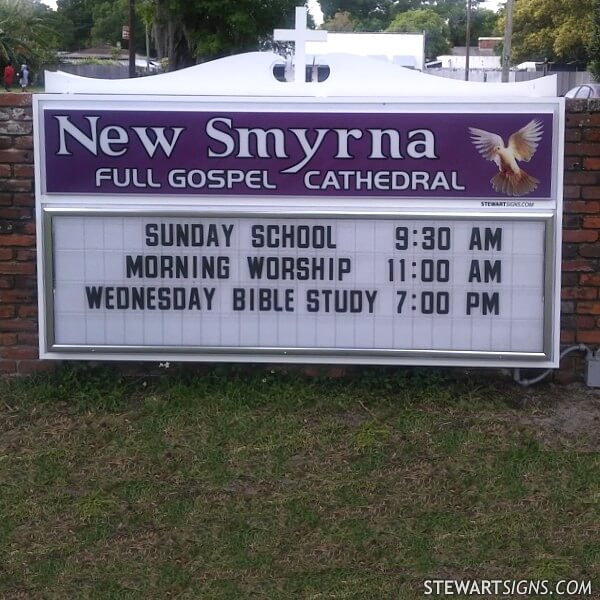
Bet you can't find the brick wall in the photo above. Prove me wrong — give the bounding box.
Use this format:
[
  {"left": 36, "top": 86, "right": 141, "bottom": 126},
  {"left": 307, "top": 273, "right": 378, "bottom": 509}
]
[
  {"left": 0, "top": 94, "right": 40, "bottom": 375},
  {"left": 0, "top": 95, "right": 599, "bottom": 376},
  {"left": 561, "top": 99, "right": 600, "bottom": 368}
]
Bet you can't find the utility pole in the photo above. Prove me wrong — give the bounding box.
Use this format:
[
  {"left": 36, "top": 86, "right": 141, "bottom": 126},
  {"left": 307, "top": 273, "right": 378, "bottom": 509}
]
[
  {"left": 502, "top": 0, "right": 514, "bottom": 82},
  {"left": 128, "top": 0, "right": 136, "bottom": 78},
  {"left": 465, "top": 0, "right": 472, "bottom": 81}
]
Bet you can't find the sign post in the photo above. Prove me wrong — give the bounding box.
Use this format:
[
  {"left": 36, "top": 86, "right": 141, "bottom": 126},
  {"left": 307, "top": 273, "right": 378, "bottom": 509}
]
[{"left": 34, "top": 11, "right": 564, "bottom": 367}]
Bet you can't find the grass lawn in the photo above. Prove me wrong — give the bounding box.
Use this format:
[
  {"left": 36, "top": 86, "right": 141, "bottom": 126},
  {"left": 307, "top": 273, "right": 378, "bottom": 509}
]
[{"left": 0, "top": 365, "right": 598, "bottom": 599}]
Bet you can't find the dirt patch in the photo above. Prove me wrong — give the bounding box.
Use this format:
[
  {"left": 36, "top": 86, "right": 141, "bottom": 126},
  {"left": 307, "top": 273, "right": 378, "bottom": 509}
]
[{"left": 509, "top": 384, "right": 600, "bottom": 451}]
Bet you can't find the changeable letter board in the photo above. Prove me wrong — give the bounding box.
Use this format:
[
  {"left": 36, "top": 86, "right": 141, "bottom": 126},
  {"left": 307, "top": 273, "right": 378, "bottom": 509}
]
[{"left": 34, "top": 98, "right": 564, "bottom": 367}]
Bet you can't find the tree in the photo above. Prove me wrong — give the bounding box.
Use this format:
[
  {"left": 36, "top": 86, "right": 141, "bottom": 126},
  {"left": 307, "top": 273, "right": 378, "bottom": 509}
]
[
  {"left": 589, "top": 0, "right": 600, "bottom": 80},
  {"left": 421, "top": 0, "right": 485, "bottom": 20},
  {"left": 89, "top": 0, "right": 145, "bottom": 51},
  {"left": 387, "top": 8, "right": 450, "bottom": 59},
  {"left": 448, "top": 8, "right": 499, "bottom": 47},
  {"left": 320, "top": 0, "right": 423, "bottom": 31},
  {"left": 320, "top": 0, "right": 391, "bottom": 22},
  {"left": 0, "top": 0, "right": 60, "bottom": 72},
  {"left": 510, "top": 0, "right": 594, "bottom": 65},
  {"left": 55, "top": 0, "right": 94, "bottom": 50},
  {"left": 152, "top": 0, "right": 298, "bottom": 70},
  {"left": 54, "top": 0, "right": 146, "bottom": 52},
  {"left": 318, "top": 0, "right": 497, "bottom": 43},
  {"left": 90, "top": 0, "right": 127, "bottom": 47},
  {"left": 321, "top": 10, "right": 357, "bottom": 32}
]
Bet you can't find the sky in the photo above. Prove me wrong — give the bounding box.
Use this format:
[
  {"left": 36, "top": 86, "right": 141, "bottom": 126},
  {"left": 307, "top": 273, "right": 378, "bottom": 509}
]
[{"left": 481, "top": 0, "right": 503, "bottom": 11}]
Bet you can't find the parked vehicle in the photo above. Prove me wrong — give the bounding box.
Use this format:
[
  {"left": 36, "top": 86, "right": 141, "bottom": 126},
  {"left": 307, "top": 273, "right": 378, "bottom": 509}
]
[{"left": 565, "top": 83, "right": 600, "bottom": 98}]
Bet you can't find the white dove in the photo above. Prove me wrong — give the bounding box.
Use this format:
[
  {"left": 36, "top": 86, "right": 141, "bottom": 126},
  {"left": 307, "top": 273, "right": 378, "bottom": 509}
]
[{"left": 468, "top": 120, "right": 543, "bottom": 197}]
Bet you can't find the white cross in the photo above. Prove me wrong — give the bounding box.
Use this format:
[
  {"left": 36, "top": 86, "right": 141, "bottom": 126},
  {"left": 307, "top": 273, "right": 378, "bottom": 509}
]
[{"left": 274, "top": 6, "right": 327, "bottom": 82}]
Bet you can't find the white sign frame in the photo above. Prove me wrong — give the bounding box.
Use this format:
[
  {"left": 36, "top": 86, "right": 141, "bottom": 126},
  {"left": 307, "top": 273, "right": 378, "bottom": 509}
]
[{"left": 34, "top": 95, "right": 565, "bottom": 368}]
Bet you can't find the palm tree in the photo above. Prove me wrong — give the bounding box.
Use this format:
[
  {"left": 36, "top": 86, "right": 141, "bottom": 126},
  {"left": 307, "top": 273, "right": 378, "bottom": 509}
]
[{"left": 0, "top": 0, "right": 60, "bottom": 74}]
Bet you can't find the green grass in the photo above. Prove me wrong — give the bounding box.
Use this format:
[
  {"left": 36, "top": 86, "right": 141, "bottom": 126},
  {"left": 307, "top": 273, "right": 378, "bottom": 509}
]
[{"left": 0, "top": 364, "right": 598, "bottom": 599}]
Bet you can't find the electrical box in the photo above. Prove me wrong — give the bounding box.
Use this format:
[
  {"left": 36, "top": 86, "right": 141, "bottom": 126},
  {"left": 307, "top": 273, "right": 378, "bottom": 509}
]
[{"left": 585, "top": 353, "right": 600, "bottom": 388}]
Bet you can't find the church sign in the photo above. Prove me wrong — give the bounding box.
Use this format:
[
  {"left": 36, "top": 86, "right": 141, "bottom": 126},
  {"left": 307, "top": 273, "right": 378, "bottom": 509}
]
[
  {"left": 34, "top": 11, "right": 564, "bottom": 368},
  {"left": 42, "top": 109, "right": 553, "bottom": 198}
]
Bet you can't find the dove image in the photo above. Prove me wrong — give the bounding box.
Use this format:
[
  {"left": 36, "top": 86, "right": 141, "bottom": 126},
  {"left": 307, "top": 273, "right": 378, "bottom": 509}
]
[{"left": 468, "top": 119, "right": 543, "bottom": 197}]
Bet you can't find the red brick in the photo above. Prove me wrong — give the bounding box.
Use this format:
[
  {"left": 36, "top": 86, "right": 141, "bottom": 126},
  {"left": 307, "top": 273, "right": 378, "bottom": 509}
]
[
  {"left": 21, "top": 222, "right": 35, "bottom": 235},
  {"left": 576, "top": 330, "right": 600, "bottom": 344},
  {"left": 562, "top": 272, "right": 578, "bottom": 286},
  {"left": 0, "top": 94, "right": 32, "bottom": 107},
  {"left": 565, "top": 129, "right": 582, "bottom": 142},
  {"left": 18, "top": 305, "right": 37, "bottom": 318},
  {"left": 0, "top": 149, "right": 32, "bottom": 164},
  {"left": 578, "top": 302, "right": 600, "bottom": 314},
  {"left": 564, "top": 200, "right": 600, "bottom": 214},
  {"left": 0, "top": 276, "right": 14, "bottom": 288},
  {"left": 562, "top": 260, "right": 596, "bottom": 272},
  {"left": 562, "top": 243, "right": 578, "bottom": 259},
  {"left": 0, "top": 208, "right": 28, "bottom": 220},
  {"left": 561, "top": 287, "right": 597, "bottom": 300},
  {"left": 0, "top": 164, "right": 11, "bottom": 177},
  {"left": 564, "top": 171, "right": 598, "bottom": 185},
  {"left": 12, "top": 193, "right": 33, "bottom": 207},
  {"left": 15, "top": 248, "right": 35, "bottom": 261},
  {"left": 0, "top": 333, "right": 17, "bottom": 345},
  {"left": 567, "top": 142, "right": 600, "bottom": 157},
  {"left": 0, "top": 193, "right": 13, "bottom": 206},
  {"left": 566, "top": 113, "right": 591, "bottom": 127},
  {"left": 13, "top": 164, "right": 33, "bottom": 178},
  {"left": 563, "top": 215, "right": 581, "bottom": 228},
  {"left": 0, "top": 248, "right": 13, "bottom": 260},
  {"left": 563, "top": 185, "right": 581, "bottom": 199},
  {"left": 0, "top": 135, "right": 12, "bottom": 149},
  {"left": 0, "top": 262, "right": 35, "bottom": 275},
  {"left": 582, "top": 187, "right": 600, "bottom": 200},
  {"left": 0, "top": 305, "right": 15, "bottom": 318},
  {"left": 561, "top": 330, "right": 575, "bottom": 343},
  {"left": 583, "top": 157, "right": 600, "bottom": 170},
  {"left": 13, "top": 135, "right": 33, "bottom": 150},
  {"left": 579, "top": 244, "right": 600, "bottom": 258},
  {"left": 575, "top": 315, "right": 597, "bottom": 328},
  {"left": 0, "top": 360, "right": 17, "bottom": 373},
  {"left": 0, "top": 289, "right": 35, "bottom": 303},
  {"left": 10, "top": 208, "right": 31, "bottom": 219},
  {"left": 17, "top": 332, "right": 38, "bottom": 345},
  {"left": 583, "top": 128, "right": 600, "bottom": 142},
  {"left": 583, "top": 216, "right": 600, "bottom": 228},
  {"left": 0, "top": 179, "right": 32, "bottom": 192},
  {"left": 0, "top": 319, "right": 37, "bottom": 332},
  {"left": 1, "top": 346, "right": 38, "bottom": 360},
  {"left": 565, "top": 156, "right": 583, "bottom": 170},
  {"left": 561, "top": 301, "right": 575, "bottom": 314},
  {"left": 0, "top": 234, "right": 34, "bottom": 247},
  {"left": 580, "top": 273, "right": 600, "bottom": 285},
  {"left": 13, "top": 274, "right": 36, "bottom": 289},
  {"left": 562, "top": 229, "right": 598, "bottom": 242}
]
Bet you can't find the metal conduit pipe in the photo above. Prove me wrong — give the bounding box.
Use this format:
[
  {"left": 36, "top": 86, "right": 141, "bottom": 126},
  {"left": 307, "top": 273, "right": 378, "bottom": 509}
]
[{"left": 513, "top": 344, "right": 593, "bottom": 387}]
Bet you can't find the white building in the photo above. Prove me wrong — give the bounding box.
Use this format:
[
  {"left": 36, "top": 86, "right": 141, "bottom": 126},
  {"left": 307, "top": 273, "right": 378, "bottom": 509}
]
[
  {"left": 436, "top": 37, "right": 502, "bottom": 71},
  {"left": 306, "top": 32, "right": 425, "bottom": 71}
]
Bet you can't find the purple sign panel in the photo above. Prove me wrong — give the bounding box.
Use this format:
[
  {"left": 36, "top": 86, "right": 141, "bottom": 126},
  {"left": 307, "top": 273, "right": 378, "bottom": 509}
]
[{"left": 43, "top": 110, "right": 554, "bottom": 198}]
